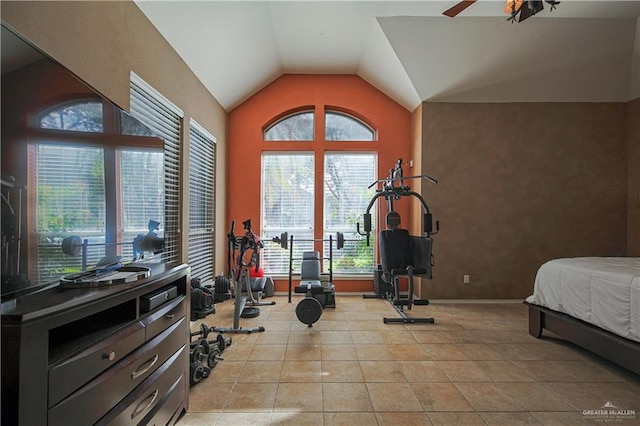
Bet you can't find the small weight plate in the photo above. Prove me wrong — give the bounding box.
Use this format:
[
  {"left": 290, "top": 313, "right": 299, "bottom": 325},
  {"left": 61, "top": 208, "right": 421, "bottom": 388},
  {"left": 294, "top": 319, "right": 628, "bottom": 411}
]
[
  {"left": 61, "top": 235, "right": 83, "bottom": 257},
  {"left": 207, "top": 347, "right": 221, "bottom": 369},
  {"left": 295, "top": 297, "right": 323, "bottom": 326},
  {"left": 191, "top": 344, "right": 206, "bottom": 362},
  {"left": 240, "top": 307, "right": 261, "bottom": 318}
]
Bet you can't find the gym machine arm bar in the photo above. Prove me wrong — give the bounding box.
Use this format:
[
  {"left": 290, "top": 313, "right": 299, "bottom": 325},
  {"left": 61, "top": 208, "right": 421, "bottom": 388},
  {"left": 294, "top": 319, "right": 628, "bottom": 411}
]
[
  {"left": 356, "top": 189, "right": 439, "bottom": 246},
  {"left": 367, "top": 173, "right": 438, "bottom": 189}
]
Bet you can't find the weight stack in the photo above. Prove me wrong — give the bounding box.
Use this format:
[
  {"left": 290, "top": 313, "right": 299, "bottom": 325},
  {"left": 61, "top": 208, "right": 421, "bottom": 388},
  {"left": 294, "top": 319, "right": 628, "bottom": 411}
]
[
  {"left": 373, "top": 264, "right": 392, "bottom": 296},
  {"left": 213, "top": 275, "right": 232, "bottom": 302}
]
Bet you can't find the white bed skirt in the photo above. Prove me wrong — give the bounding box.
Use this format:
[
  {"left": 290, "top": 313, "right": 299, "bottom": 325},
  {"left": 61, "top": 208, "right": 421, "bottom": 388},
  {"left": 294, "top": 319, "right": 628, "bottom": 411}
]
[{"left": 526, "top": 257, "right": 640, "bottom": 343}]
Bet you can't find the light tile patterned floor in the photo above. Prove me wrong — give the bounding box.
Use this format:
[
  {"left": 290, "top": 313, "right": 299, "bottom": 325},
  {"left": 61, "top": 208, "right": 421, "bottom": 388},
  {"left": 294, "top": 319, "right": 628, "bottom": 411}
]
[{"left": 178, "top": 295, "right": 640, "bottom": 425}]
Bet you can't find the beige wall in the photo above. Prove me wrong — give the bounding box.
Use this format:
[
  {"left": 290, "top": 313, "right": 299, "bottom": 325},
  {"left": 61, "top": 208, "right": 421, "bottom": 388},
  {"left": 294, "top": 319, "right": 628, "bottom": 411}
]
[
  {"left": 410, "top": 103, "right": 424, "bottom": 238},
  {"left": 629, "top": 98, "right": 640, "bottom": 256},
  {"left": 419, "top": 102, "right": 629, "bottom": 299},
  {"left": 410, "top": 104, "right": 425, "bottom": 298},
  {"left": 2, "top": 1, "right": 228, "bottom": 273}
]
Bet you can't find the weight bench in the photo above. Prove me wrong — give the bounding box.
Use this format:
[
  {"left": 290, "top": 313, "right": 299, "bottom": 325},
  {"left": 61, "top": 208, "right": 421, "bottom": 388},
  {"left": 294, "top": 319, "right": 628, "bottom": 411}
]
[{"left": 294, "top": 251, "right": 336, "bottom": 326}]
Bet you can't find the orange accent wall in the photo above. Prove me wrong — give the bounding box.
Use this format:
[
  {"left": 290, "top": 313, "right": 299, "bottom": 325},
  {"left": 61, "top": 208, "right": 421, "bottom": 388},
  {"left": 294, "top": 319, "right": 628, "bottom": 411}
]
[{"left": 227, "top": 74, "right": 412, "bottom": 293}]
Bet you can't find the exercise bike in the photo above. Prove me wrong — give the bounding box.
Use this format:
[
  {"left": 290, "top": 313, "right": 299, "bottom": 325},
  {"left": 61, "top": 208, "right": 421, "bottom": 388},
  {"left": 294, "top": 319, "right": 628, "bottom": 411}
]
[{"left": 212, "top": 220, "right": 274, "bottom": 334}]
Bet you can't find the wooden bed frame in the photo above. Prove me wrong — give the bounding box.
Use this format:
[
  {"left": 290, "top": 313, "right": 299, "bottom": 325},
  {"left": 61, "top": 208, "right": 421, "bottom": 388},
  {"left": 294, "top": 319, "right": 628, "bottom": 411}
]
[{"left": 526, "top": 302, "right": 640, "bottom": 376}]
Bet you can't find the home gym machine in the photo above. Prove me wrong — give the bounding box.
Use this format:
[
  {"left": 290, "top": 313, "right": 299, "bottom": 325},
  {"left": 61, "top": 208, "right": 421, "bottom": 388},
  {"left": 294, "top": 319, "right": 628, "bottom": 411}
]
[
  {"left": 212, "top": 219, "right": 275, "bottom": 334},
  {"left": 357, "top": 158, "right": 439, "bottom": 324},
  {"left": 272, "top": 233, "right": 342, "bottom": 327}
]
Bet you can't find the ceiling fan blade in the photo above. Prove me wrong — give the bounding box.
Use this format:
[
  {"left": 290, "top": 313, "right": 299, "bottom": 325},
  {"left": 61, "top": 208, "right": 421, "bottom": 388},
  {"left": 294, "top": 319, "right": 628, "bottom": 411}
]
[
  {"left": 519, "top": 0, "right": 544, "bottom": 22},
  {"left": 443, "top": 0, "right": 477, "bottom": 18}
]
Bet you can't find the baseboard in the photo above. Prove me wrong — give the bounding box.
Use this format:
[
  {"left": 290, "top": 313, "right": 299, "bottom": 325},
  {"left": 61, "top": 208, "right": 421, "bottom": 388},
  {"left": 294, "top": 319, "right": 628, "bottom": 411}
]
[
  {"left": 271, "top": 292, "right": 524, "bottom": 303},
  {"left": 430, "top": 299, "right": 524, "bottom": 304}
]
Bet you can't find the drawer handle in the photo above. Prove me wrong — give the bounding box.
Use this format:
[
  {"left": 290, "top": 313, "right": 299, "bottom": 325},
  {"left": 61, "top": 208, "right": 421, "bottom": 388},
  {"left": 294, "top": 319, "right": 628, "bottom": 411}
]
[
  {"left": 165, "top": 313, "right": 175, "bottom": 319},
  {"left": 131, "top": 354, "right": 159, "bottom": 380},
  {"left": 131, "top": 389, "right": 158, "bottom": 420},
  {"left": 102, "top": 351, "right": 116, "bottom": 361}
]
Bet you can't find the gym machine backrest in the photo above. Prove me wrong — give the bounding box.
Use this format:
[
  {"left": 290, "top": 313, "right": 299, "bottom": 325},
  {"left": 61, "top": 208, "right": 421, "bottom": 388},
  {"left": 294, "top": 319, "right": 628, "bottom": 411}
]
[{"left": 379, "top": 228, "right": 433, "bottom": 280}]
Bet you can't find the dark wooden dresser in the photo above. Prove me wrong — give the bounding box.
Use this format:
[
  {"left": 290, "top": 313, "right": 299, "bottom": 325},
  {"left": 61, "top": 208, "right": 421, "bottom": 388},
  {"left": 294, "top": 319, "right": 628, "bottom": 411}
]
[{"left": 1, "top": 262, "right": 190, "bottom": 425}]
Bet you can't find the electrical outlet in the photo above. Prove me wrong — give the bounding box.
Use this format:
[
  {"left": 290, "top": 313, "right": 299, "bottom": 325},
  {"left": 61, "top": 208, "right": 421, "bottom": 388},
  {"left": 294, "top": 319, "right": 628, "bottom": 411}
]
[{"left": 463, "top": 274, "right": 470, "bottom": 284}]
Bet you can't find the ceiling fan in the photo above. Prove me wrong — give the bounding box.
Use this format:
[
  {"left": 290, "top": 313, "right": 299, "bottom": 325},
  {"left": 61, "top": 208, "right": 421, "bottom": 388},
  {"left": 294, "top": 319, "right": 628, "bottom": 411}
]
[{"left": 443, "top": 0, "right": 561, "bottom": 23}]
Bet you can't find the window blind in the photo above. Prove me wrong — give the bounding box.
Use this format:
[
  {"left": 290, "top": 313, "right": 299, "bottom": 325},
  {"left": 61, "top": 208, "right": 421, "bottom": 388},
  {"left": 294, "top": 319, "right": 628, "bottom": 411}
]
[
  {"left": 261, "top": 153, "right": 315, "bottom": 273},
  {"left": 118, "top": 148, "right": 164, "bottom": 259},
  {"left": 34, "top": 144, "right": 106, "bottom": 282},
  {"left": 129, "top": 72, "right": 183, "bottom": 264},
  {"left": 324, "top": 152, "right": 376, "bottom": 273},
  {"left": 188, "top": 119, "right": 216, "bottom": 284}
]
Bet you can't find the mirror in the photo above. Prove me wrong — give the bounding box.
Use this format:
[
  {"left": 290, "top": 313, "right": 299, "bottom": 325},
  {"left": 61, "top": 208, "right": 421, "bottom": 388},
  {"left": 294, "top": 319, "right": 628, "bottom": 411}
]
[{"left": 1, "top": 25, "right": 166, "bottom": 300}]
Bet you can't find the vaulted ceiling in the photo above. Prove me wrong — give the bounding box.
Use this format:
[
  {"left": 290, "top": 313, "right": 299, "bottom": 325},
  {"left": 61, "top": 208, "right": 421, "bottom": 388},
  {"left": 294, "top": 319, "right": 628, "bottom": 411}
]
[{"left": 134, "top": 1, "right": 640, "bottom": 112}]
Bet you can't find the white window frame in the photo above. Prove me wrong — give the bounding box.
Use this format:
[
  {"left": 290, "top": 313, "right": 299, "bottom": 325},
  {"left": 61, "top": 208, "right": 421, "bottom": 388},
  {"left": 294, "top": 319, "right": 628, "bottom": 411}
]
[{"left": 129, "top": 72, "right": 183, "bottom": 264}]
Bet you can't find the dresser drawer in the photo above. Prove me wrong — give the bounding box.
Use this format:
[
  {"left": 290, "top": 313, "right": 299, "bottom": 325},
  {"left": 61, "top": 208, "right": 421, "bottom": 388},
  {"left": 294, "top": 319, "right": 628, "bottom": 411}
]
[
  {"left": 48, "top": 320, "right": 146, "bottom": 408},
  {"left": 142, "top": 295, "right": 186, "bottom": 341},
  {"left": 97, "top": 345, "right": 186, "bottom": 426},
  {"left": 139, "top": 374, "right": 186, "bottom": 426},
  {"left": 48, "top": 318, "right": 186, "bottom": 426}
]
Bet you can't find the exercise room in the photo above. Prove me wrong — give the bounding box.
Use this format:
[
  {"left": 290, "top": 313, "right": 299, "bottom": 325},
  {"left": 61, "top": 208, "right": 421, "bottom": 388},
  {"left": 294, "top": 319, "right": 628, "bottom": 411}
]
[{"left": 1, "top": 1, "right": 639, "bottom": 425}]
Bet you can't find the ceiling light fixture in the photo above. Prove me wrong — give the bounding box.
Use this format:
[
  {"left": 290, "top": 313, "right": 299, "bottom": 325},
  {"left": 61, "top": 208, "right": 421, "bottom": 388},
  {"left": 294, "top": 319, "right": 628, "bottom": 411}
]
[{"left": 443, "top": 0, "right": 561, "bottom": 23}]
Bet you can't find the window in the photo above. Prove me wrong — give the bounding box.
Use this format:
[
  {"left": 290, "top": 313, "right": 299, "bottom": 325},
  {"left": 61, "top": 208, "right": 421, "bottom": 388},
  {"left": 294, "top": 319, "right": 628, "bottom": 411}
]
[
  {"left": 188, "top": 120, "right": 217, "bottom": 285},
  {"left": 120, "top": 110, "right": 157, "bottom": 136},
  {"left": 39, "top": 100, "right": 104, "bottom": 132},
  {"left": 325, "top": 111, "right": 375, "bottom": 141},
  {"left": 324, "top": 153, "right": 376, "bottom": 273},
  {"left": 261, "top": 109, "right": 377, "bottom": 275},
  {"left": 264, "top": 111, "right": 314, "bottom": 141},
  {"left": 33, "top": 144, "right": 106, "bottom": 282},
  {"left": 261, "top": 153, "right": 315, "bottom": 273},
  {"left": 130, "top": 72, "right": 183, "bottom": 264},
  {"left": 30, "top": 99, "right": 164, "bottom": 284},
  {"left": 119, "top": 148, "right": 164, "bottom": 260}
]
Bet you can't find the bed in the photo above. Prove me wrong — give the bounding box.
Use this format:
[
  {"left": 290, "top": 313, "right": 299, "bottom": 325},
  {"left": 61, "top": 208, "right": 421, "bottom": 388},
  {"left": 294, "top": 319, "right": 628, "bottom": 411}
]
[{"left": 525, "top": 257, "right": 640, "bottom": 375}]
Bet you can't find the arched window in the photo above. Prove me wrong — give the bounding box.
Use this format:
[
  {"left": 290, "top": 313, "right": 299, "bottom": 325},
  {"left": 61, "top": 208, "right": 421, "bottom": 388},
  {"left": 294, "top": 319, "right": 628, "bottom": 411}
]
[
  {"left": 38, "top": 100, "right": 104, "bottom": 132},
  {"left": 325, "top": 110, "right": 375, "bottom": 141},
  {"left": 260, "top": 108, "right": 377, "bottom": 275},
  {"left": 120, "top": 111, "right": 156, "bottom": 136},
  {"left": 29, "top": 98, "right": 164, "bottom": 284},
  {"left": 264, "top": 111, "right": 314, "bottom": 141}
]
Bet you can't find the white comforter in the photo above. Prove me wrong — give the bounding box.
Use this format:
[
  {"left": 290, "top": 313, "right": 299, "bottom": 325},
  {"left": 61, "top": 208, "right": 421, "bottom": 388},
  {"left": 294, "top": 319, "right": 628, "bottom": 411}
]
[{"left": 526, "top": 257, "right": 640, "bottom": 343}]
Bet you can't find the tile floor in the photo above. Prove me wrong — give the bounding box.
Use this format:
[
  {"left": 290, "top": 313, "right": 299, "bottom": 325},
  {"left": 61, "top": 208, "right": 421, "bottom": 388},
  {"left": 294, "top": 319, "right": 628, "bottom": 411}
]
[{"left": 178, "top": 294, "right": 640, "bottom": 425}]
